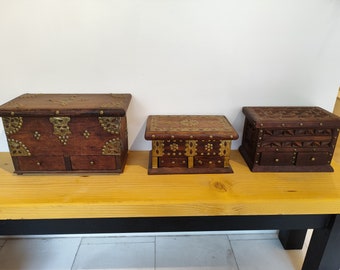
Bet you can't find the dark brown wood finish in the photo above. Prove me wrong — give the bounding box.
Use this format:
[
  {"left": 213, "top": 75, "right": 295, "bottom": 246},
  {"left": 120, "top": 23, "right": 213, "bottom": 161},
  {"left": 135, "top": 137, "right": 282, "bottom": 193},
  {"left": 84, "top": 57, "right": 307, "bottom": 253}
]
[
  {"left": 145, "top": 115, "right": 238, "bottom": 174},
  {"left": 0, "top": 93, "right": 131, "bottom": 174},
  {"left": 239, "top": 106, "right": 340, "bottom": 172}
]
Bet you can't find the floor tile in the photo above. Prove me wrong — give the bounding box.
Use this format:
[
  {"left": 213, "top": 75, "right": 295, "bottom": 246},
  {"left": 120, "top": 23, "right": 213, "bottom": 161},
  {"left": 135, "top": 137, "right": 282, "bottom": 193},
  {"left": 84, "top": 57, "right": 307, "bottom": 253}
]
[
  {"left": 72, "top": 236, "right": 155, "bottom": 270},
  {"left": 80, "top": 235, "right": 155, "bottom": 245},
  {"left": 231, "top": 238, "right": 305, "bottom": 270},
  {"left": 228, "top": 232, "right": 278, "bottom": 241},
  {"left": 0, "top": 237, "right": 81, "bottom": 270},
  {"left": 155, "top": 235, "right": 238, "bottom": 270}
]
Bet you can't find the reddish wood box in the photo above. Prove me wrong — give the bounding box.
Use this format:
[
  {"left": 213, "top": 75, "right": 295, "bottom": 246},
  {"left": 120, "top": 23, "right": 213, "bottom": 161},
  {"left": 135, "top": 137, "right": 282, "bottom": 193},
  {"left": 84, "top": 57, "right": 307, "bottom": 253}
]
[
  {"left": 239, "top": 106, "right": 340, "bottom": 172},
  {"left": 144, "top": 115, "right": 238, "bottom": 174},
  {"left": 0, "top": 93, "right": 131, "bottom": 174}
]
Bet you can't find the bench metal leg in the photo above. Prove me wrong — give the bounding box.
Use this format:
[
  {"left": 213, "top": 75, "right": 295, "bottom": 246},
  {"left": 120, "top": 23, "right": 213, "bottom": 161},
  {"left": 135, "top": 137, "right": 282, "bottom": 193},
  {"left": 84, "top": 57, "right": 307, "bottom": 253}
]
[
  {"left": 279, "top": 229, "right": 307, "bottom": 249},
  {"left": 302, "top": 215, "right": 340, "bottom": 270}
]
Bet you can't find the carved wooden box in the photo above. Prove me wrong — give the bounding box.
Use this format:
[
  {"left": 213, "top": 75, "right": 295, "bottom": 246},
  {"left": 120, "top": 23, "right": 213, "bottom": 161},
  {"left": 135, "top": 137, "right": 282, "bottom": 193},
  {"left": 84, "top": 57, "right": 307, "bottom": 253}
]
[
  {"left": 239, "top": 106, "right": 340, "bottom": 172},
  {"left": 144, "top": 115, "right": 239, "bottom": 174},
  {"left": 0, "top": 93, "right": 131, "bottom": 174}
]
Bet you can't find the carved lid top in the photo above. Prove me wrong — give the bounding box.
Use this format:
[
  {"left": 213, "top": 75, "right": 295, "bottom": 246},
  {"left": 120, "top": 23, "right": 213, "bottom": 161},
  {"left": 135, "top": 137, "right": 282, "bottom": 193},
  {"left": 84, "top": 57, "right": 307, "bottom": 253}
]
[
  {"left": 0, "top": 93, "right": 132, "bottom": 116},
  {"left": 243, "top": 106, "right": 340, "bottom": 128},
  {"left": 145, "top": 115, "right": 239, "bottom": 140}
]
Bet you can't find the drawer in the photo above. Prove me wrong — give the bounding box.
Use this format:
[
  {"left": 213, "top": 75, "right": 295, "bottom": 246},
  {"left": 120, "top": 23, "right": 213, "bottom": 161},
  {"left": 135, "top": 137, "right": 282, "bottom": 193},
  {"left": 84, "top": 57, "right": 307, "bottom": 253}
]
[
  {"left": 295, "top": 152, "right": 330, "bottom": 166},
  {"left": 70, "top": 155, "right": 117, "bottom": 170},
  {"left": 259, "top": 152, "right": 295, "bottom": 166},
  {"left": 16, "top": 156, "right": 66, "bottom": 171},
  {"left": 194, "top": 156, "right": 225, "bottom": 168},
  {"left": 158, "top": 156, "right": 188, "bottom": 168}
]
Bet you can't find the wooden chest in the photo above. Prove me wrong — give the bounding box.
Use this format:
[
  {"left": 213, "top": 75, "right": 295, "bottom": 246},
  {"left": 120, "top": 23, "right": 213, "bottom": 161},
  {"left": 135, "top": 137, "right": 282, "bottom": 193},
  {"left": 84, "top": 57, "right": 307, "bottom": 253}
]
[
  {"left": 0, "top": 93, "right": 131, "bottom": 174},
  {"left": 144, "top": 115, "right": 238, "bottom": 174},
  {"left": 239, "top": 106, "right": 340, "bottom": 172}
]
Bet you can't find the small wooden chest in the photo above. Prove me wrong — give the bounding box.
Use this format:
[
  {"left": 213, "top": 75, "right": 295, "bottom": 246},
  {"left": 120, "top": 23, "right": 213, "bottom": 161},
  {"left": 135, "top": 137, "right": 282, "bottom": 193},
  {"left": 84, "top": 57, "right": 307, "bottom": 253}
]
[
  {"left": 144, "top": 115, "right": 238, "bottom": 174},
  {"left": 0, "top": 93, "right": 131, "bottom": 174},
  {"left": 239, "top": 106, "right": 340, "bottom": 172}
]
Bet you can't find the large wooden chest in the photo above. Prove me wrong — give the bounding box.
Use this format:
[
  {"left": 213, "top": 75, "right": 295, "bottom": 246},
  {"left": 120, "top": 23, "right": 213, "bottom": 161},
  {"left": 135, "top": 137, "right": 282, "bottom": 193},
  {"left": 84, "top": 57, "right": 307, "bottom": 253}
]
[
  {"left": 144, "top": 115, "right": 238, "bottom": 174},
  {"left": 239, "top": 106, "right": 340, "bottom": 172},
  {"left": 0, "top": 93, "right": 131, "bottom": 174}
]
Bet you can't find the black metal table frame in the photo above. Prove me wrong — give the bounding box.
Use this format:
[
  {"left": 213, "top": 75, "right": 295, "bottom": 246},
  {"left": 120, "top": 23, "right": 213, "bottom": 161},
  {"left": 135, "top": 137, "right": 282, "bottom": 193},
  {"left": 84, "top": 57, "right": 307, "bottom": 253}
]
[{"left": 1, "top": 214, "right": 339, "bottom": 270}]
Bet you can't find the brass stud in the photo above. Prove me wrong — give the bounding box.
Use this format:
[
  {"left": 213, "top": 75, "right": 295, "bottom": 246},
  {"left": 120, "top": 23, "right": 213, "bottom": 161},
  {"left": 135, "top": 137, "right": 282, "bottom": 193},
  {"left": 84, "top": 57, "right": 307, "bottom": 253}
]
[
  {"left": 99, "top": 110, "right": 104, "bottom": 115},
  {"left": 55, "top": 110, "right": 60, "bottom": 115},
  {"left": 33, "top": 131, "right": 41, "bottom": 140},
  {"left": 83, "top": 130, "right": 90, "bottom": 139},
  {"left": 11, "top": 111, "right": 15, "bottom": 116}
]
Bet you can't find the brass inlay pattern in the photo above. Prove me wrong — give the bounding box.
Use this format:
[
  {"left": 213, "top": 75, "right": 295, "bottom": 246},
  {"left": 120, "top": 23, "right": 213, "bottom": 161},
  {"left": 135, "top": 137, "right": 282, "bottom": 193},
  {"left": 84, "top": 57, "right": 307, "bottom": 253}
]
[
  {"left": 170, "top": 143, "right": 179, "bottom": 152},
  {"left": 49, "top": 116, "right": 71, "bottom": 145},
  {"left": 205, "top": 143, "right": 214, "bottom": 152},
  {"left": 152, "top": 140, "right": 164, "bottom": 168},
  {"left": 185, "top": 140, "right": 198, "bottom": 168},
  {"left": 3, "top": 117, "right": 23, "bottom": 135},
  {"left": 219, "top": 140, "right": 231, "bottom": 167},
  {"left": 98, "top": 117, "right": 121, "bottom": 134},
  {"left": 152, "top": 140, "right": 164, "bottom": 157},
  {"left": 149, "top": 116, "right": 233, "bottom": 132},
  {"left": 50, "top": 95, "right": 77, "bottom": 106},
  {"left": 102, "top": 139, "right": 121, "bottom": 155},
  {"left": 8, "top": 139, "right": 31, "bottom": 156}
]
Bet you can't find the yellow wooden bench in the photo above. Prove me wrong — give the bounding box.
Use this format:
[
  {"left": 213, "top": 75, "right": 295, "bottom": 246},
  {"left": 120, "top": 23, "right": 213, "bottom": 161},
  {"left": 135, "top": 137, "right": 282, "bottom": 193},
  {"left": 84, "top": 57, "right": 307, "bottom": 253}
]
[{"left": 1, "top": 149, "right": 339, "bottom": 270}]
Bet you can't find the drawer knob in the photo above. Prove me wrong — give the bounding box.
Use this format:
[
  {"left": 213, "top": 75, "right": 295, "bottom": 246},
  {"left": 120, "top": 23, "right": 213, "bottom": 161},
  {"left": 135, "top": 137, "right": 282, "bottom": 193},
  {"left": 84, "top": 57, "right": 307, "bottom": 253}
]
[
  {"left": 274, "top": 158, "right": 279, "bottom": 162},
  {"left": 90, "top": 161, "right": 95, "bottom": 165},
  {"left": 36, "top": 162, "right": 41, "bottom": 166},
  {"left": 310, "top": 157, "right": 316, "bottom": 161}
]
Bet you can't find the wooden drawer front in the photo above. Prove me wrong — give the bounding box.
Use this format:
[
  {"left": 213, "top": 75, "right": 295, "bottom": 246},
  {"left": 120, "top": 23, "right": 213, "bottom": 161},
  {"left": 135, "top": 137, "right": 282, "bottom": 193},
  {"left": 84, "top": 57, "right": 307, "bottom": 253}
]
[
  {"left": 70, "top": 155, "right": 117, "bottom": 170},
  {"left": 158, "top": 157, "right": 188, "bottom": 168},
  {"left": 295, "top": 152, "right": 331, "bottom": 166},
  {"left": 194, "top": 156, "right": 225, "bottom": 168},
  {"left": 17, "top": 156, "right": 66, "bottom": 171},
  {"left": 259, "top": 152, "right": 294, "bottom": 166},
  {"left": 163, "top": 140, "right": 186, "bottom": 156},
  {"left": 196, "top": 141, "right": 222, "bottom": 156}
]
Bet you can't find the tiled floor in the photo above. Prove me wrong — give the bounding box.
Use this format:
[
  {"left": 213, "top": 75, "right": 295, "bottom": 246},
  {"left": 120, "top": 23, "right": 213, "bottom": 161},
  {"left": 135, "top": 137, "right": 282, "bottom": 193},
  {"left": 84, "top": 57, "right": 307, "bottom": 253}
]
[{"left": 0, "top": 231, "right": 311, "bottom": 270}]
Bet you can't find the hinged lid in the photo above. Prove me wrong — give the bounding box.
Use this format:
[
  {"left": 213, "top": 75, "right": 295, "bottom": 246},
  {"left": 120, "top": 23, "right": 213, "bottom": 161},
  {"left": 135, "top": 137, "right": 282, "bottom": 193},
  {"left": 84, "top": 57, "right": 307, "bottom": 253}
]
[
  {"left": 0, "top": 93, "right": 132, "bottom": 117},
  {"left": 145, "top": 115, "right": 238, "bottom": 140},
  {"left": 242, "top": 106, "right": 340, "bottom": 128}
]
